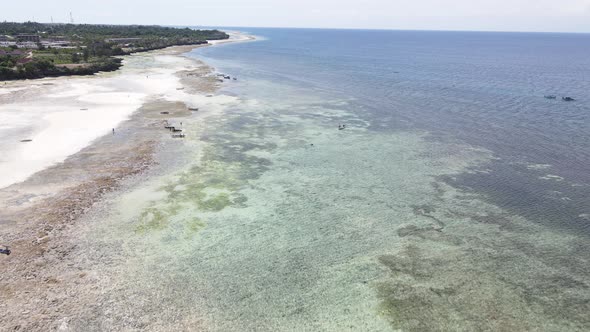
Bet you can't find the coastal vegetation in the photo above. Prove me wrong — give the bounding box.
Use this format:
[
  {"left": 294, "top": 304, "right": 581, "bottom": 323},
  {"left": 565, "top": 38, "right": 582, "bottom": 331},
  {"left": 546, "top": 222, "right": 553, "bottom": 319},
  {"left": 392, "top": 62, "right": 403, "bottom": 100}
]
[{"left": 0, "top": 22, "right": 228, "bottom": 80}]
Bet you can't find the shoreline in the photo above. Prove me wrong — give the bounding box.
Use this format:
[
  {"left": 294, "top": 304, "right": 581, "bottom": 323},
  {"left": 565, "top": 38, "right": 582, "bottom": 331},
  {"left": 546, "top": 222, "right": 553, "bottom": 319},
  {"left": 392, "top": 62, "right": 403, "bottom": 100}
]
[
  {"left": 0, "top": 32, "right": 253, "bottom": 330},
  {"left": 0, "top": 32, "right": 253, "bottom": 190}
]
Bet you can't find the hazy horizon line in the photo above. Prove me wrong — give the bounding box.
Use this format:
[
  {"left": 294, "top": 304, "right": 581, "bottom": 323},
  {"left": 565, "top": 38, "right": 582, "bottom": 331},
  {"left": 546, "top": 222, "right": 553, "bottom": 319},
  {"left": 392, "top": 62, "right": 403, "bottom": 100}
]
[{"left": 3, "top": 20, "right": 590, "bottom": 35}]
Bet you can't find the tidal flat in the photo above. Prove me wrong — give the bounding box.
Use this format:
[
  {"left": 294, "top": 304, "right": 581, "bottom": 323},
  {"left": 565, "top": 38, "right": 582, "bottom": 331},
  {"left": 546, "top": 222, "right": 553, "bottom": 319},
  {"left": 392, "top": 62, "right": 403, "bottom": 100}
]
[
  {"left": 61, "top": 77, "right": 590, "bottom": 331},
  {"left": 2, "top": 30, "right": 589, "bottom": 331}
]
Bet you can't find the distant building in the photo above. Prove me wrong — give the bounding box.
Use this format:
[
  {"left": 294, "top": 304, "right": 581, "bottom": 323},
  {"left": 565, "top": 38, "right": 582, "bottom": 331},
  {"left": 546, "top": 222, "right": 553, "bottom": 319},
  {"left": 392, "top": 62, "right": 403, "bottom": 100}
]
[
  {"left": 15, "top": 42, "right": 39, "bottom": 49},
  {"left": 105, "top": 37, "right": 142, "bottom": 44},
  {"left": 17, "top": 34, "right": 41, "bottom": 43},
  {"left": 45, "top": 35, "right": 67, "bottom": 41},
  {"left": 41, "top": 40, "right": 72, "bottom": 48}
]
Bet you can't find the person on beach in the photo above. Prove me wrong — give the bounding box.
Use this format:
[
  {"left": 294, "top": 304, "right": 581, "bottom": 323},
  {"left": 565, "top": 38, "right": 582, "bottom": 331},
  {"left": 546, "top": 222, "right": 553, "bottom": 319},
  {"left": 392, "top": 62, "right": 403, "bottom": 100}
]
[{"left": 112, "top": 128, "right": 115, "bottom": 135}]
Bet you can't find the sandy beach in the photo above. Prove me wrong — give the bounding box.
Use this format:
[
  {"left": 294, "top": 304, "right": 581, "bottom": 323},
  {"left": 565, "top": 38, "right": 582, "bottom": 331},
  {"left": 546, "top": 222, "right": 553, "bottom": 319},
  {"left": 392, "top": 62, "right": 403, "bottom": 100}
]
[
  {"left": 0, "top": 33, "right": 252, "bottom": 330},
  {"left": 0, "top": 32, "right": 254, "bottom": 190}
]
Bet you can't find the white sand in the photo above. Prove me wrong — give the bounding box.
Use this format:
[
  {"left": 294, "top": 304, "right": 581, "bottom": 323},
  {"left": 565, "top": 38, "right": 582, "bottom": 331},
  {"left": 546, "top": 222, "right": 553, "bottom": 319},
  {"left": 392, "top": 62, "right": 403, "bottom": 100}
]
[
  {"left": 208, "top": 31, "right": 257, "bottom": 45},
  {"left": 0, "top": 87, "right": 26, "bottom": 95},
  {"left": 0, "top": 85, "right": 147, "bottom": 188},
  {"left": 0, "top": 32, "right": 252, "bottom": 189}
]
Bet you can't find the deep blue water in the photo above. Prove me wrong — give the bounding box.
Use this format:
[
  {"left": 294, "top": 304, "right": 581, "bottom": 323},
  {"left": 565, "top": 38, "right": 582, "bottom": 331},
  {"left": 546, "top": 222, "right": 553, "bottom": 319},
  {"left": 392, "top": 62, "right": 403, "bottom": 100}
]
[{"left": 193, "top": 28, "right": 590, "bottom": 233}]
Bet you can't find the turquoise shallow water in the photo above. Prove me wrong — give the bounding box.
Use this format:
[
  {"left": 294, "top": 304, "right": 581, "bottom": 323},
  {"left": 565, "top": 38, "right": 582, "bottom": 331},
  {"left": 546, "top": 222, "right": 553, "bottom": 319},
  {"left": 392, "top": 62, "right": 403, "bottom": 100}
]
[
  {"left": 78, "top": 30, "right": 590, "bottom": 331},
  {"left": 197, "top": 28, "right": 590, "bottom": 235}
]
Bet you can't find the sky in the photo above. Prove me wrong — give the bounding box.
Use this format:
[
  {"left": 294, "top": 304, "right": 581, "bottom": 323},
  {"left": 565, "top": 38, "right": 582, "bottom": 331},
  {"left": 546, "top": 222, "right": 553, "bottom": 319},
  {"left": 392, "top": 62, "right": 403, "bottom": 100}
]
[{"left": 3, "top": 0, "right": 590, "bottom": 33}]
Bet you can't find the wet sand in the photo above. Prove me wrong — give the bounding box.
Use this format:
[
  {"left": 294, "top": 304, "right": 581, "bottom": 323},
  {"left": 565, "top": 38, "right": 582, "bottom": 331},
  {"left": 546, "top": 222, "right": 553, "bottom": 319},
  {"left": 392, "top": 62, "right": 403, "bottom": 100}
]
[{"left": 0, "top": 39, "right": 246, "bottom": 331}]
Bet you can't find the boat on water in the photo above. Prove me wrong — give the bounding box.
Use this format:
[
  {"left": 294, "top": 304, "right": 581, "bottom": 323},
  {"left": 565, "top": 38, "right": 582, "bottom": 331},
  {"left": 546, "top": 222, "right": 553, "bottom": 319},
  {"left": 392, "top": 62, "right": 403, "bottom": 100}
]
[
  {"left": 544, "top": 95, "right": 556, "bottom": 99},
  {"left": 562, "top": 97, "right": 575, "bottom": 101},
  {"left": 189, "top": 107, "right": 199, "bottom": 111}
]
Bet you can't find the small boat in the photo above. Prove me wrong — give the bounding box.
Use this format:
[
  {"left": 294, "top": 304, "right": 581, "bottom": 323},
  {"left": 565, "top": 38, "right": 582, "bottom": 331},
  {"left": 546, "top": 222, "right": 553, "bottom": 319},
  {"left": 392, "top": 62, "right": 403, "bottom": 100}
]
[
  {"left": 562, "top": 97, "right": 575, "bottom": 101},
  {"left": 20, "top": 139, "right": 33, "bottom": 142},
  {"left": 544, "top": 95, "right": 556, "bottom": 99},
  {"left": 160, "top": 111, "right": 170, "bottom": 114},
  {"left": 232, "top": 78, "right": 237, "bottom": 81},
  {"left": 176, "top": 87, "right": 185, "bottom": 90},
  {"left": 164, "top": 125, "right": 175, "bottom": 129},
  {"left": 189, "top": 107, "right": 199, "bottom": 111},
  {"left": 0, "top": 246, "right": 10, "bottom": 255},
  {"left": 206, "top": 94, "right": 213, "bottom": 97},
  {"left": 172, "top": 133, "right": 185, "bottom": 138},
  {"left": 172, "top": 128, "right": 183, "bottom": 132}
]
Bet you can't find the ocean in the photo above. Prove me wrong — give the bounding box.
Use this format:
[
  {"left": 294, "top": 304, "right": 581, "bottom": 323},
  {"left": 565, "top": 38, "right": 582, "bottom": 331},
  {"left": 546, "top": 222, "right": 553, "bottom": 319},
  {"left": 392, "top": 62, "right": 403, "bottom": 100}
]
[
  {"left": 196, "top": 28, "right": 590, "bottom": 235},
  {"left": 88, "top": 29, "right": 590, "bottom": 330}
]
